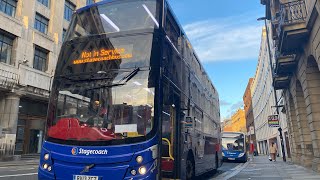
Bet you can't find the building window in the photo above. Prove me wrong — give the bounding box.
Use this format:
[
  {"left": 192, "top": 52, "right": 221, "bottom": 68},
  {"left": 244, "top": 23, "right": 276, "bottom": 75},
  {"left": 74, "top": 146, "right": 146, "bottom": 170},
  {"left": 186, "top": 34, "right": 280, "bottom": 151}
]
[
  {"left": 33, "top": 46, "right": 48, "bottom": 72},
  {"left": 86, "top": 0, "right": 94, "bottom": 5},
  {"left": 0, "top": 30, "right": 14, "bottom": 64},
  {"left": 64, "top": 0, "right": 75, "bottom": 21},
  {"left": 34, "top": 13, "right": 49, "bottom": 34},
  {"left": 62, "top": 29, "right": 66, "bottom": 41},
  {"left": 0, "top": 0, "right": 17, "bottom": 17},
  {"left": 37, "top": 0, "right": 49, "bottom": 7}
]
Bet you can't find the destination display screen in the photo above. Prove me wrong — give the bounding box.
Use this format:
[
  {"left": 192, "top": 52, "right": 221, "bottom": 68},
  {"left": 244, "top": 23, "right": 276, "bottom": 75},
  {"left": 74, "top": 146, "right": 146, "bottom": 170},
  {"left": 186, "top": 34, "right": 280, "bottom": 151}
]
[{"left": 73, "top": 45, "right": 133, "bottom": 65}]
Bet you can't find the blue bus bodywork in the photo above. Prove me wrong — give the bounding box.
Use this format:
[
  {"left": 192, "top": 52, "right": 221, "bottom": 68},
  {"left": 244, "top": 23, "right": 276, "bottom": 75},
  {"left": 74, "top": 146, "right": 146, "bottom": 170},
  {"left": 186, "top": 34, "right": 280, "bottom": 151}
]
[
  {"left": 222, "top": 150, "right": 247, "bottom": 162},
  {"left": 39, "top": 136, "right": 159, "bottom": 179}
]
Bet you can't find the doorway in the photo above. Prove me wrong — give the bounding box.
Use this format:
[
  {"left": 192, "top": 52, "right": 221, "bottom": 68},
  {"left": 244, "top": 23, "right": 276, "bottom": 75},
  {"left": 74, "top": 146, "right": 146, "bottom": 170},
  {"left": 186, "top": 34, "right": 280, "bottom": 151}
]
[
  {"left": 28, "top": 129, "right": 43, "bottom": 154},
  {"left": 161, "top": 80, "right": 181, "bottom": 179}
]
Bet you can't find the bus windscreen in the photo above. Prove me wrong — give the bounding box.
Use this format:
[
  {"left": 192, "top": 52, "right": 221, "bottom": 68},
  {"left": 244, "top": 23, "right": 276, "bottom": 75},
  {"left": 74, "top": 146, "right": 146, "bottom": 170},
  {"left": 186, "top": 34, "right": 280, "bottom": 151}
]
[
  {"left": 222, "top": 133, "right": 245, "bottom": 151},
  {"left": 47, "top": 70, "right": 155, "bottom": 144}
]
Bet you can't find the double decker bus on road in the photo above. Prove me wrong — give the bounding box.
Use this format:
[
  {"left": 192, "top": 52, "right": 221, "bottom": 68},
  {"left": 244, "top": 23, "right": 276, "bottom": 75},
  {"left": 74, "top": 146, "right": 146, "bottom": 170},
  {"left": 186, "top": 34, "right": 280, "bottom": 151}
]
[{"left": 38, "top": 0, "right": 222, "bottom": 179}]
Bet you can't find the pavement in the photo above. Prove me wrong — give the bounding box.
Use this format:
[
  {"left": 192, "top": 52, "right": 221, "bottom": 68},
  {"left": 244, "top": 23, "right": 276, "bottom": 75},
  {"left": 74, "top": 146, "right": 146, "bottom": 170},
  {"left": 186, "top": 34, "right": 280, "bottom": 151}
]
[
  {"left": 0, "top": 155, "right": 39, "bottom": 179},
  {"left": 0, "top": 155, "right": 39, "bottom": 167},
  {"left": 216, "top": 155, "right": 320, "bottom": 180}
]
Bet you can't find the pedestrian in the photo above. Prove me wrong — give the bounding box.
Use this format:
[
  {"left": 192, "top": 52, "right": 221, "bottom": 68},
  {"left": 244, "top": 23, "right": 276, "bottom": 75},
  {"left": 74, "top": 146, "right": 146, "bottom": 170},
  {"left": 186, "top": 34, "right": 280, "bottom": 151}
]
[{"left": 269, "top": 142, "right": 277, "bottom": 162}]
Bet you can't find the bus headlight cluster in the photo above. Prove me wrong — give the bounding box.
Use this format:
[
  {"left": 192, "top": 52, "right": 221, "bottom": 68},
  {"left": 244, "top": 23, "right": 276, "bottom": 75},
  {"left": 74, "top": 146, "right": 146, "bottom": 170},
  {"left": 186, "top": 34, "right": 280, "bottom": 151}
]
[
  {"left": 138, "top": 166, "right": 147, "bottom": 175},
  {"left": 238, "top": 153, "right": 245, "bottom": 157},
  {"left": 130, "top": 169, "right": 137, "bottom": 176},
  {"left": 130, "top": 166, "right": 147, "bottom": 176},
  {"left": 42, "top": 162, "right": 52, "bottom": 172},
  {"left": 136, "top": 156, "right": 143, "bottom": 164},
  {"left": 44, "top": 153, "right": 50, "bottom": 160}
]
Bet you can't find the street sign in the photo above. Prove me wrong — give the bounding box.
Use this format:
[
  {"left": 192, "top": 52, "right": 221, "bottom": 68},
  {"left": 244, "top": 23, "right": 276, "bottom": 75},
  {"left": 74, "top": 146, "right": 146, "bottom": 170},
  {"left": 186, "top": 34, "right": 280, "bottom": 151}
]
[
  {"left": 250, "top": 126, "right": 255, "bottom": 134},
  {"left": 185, "top": 117, "right": 193, "bottom": 128},
  {"left": 268, "top": 115, "right": 280, "bottom": 127}
]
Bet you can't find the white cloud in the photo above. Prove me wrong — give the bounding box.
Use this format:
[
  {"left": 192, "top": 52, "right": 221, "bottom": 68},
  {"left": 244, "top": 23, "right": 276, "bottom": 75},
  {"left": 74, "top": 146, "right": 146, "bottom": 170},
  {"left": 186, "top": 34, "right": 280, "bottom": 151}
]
[
  {"left": 220, "top": 99, "right": 231, "bottom": 106},
  {"left": 184, "top": 13, "right": 263, "bottom": 62},
  {"left": 220, "top": 100, "right": 244, "bottom": 120}
]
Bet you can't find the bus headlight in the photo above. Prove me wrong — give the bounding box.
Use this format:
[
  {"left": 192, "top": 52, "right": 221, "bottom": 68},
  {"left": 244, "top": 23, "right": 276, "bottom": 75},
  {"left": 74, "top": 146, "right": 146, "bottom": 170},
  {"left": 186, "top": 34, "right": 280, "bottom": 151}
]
[
  {"left": 138, "top": 166, "right": 147, "bottom": 175},
  {"left": 136, "top": 156, "right": 143, "bottom": 164},
  {"left": 44, "top": 153, "right": 50, "bottom": 160},
  {"left": 130, "top": 169, "right": 137, "bottom": 176},
  {"left": 222, "top": 152, "right": 225, "bottom": 156},
  {"left": 238, "top": 153, "right": 245, "bottom": 157},
  {"left": 43, "top": 164, "right": 48, "bottom": 170}
]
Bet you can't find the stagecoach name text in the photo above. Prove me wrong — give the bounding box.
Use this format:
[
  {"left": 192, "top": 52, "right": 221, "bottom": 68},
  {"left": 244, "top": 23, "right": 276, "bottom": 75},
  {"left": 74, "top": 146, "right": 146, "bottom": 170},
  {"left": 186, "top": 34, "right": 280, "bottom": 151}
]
[{"left": 72, "top": 48, "right": 133, "bottom": 65}]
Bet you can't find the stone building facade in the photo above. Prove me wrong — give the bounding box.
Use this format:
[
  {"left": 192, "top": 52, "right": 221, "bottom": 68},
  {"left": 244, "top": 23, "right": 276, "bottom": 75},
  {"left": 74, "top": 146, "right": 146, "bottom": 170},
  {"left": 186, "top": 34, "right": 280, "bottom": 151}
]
[
  {"left": 261, "top": 0, "right": 320, "bottom": 171},
  {"left": 251, "top": 27, "right": 290, "bottom": 157},
  {"left": 0, "top": 0, "right": 99, "bottom": 159}
]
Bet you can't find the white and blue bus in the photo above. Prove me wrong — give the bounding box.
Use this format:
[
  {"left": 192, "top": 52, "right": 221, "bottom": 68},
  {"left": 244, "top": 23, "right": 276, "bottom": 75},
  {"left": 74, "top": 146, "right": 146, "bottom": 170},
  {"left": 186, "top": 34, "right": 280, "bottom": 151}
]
[{"left": 221, "top": 132, "right": 247, "bottom": 162}]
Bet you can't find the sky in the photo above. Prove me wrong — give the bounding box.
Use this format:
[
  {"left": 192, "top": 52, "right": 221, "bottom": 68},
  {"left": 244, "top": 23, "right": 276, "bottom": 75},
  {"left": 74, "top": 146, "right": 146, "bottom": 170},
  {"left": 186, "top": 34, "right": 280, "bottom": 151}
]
[{"left": 167, "top": 0, "right": 265, "bottom": 120}]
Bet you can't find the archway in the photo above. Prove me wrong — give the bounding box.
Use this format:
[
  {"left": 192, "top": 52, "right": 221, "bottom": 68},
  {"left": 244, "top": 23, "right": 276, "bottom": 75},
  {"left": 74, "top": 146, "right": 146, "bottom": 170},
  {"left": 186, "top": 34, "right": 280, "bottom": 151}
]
[
  {"left": 286, "top": 92, "right": 302, "bottom": 164},
  {"left": 293, "top": 80, "right": 313, "bottom": 167},
  {"left": 305, "top": 56, "right": 320, "bottom": 171}
]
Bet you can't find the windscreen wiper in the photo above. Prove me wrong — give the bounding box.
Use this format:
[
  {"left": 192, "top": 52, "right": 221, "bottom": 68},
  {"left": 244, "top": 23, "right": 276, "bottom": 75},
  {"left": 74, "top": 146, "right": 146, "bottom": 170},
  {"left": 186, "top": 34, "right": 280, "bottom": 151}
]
[
  {"left": 85, "top": 68, "right": 140, "bottom": 90},
  {"left": 118, "top": 67, "right": 140, "bottom": 84},
  {"left": 63, "top": 76, "right": 113, "bottom": 82},
  {"left": 57, "top": 72, "right": 113, "bottom": 82},
  {"left": 86, "top": 83, "right": 126, "bottom": 90}
]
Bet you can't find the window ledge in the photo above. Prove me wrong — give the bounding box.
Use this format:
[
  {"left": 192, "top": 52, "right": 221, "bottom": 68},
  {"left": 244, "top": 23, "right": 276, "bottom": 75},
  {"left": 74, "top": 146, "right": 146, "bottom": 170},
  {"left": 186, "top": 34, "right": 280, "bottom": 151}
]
[
  {"left": 33, "top": 29, "right": 54, "bottom": 43},
  {"left": 0, "top": 12, "right": 22, "bottom": 25},
  {"left": 36, "top": 2, "right": 50, "bottom": 9},
  {"left": 35, "top": 3, "right": 51, "bottom": 19},
  {"left": 0, "top": 62, "right": 16, "bottom": 68},
  {"left": 20, "top": 64, "right": 51, "bottom": 77}
]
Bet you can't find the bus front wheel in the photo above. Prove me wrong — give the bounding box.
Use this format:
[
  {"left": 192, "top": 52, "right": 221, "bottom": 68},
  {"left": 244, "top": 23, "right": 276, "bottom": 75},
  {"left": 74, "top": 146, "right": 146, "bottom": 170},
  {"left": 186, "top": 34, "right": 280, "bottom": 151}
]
[{"left": 186, "top": 155, "right": 195, "bottom": 180}]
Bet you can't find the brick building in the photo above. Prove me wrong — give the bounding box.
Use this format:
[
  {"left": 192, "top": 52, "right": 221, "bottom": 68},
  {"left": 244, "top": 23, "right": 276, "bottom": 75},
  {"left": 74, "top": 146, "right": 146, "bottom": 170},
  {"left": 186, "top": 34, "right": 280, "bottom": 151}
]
[
  {"left": 222, "top": 118, "right": 233, "bottom": 132},
  {"left": 243, "top": 78, "right": 257, "bottom": 148},
  {"left": 230, "top": 109, "right": 246, "bottom": 133}
]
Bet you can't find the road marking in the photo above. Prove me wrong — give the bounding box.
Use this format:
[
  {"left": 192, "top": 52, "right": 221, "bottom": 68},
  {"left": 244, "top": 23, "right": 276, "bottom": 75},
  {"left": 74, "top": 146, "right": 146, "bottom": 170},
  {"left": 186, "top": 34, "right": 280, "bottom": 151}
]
[
  {"left": 9, "top": 167, "right": 36, "bottom": 172},
  {"left": 242, "top": 168, "right": 261, "bottom": 172},
  {"left": 0, "top": 173, "right": 37, "bottom": 178},
  {"left": 223, "top": 161, "right": 250, "bottom": 180},
  {"left": 215, "top": 163, "right": 244, "bottom": 179}
]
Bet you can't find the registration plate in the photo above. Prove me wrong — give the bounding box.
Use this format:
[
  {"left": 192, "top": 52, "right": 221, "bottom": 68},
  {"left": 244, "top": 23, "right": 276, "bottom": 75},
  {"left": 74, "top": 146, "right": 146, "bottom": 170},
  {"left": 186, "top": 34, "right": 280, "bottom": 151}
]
[
  {"left": 74, "top": 175, "right": 99, "bottom": 180},
  {"left": 228, "top": 158, "right": 235, "bottom": 160}
]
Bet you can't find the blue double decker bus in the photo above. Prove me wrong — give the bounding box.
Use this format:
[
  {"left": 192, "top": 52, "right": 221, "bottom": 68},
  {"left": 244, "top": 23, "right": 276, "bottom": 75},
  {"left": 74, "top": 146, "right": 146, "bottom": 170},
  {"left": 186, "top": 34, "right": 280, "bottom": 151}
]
[
  {"left": 221, "top": 132, "right": 247, "bottom": 163},
  {"left": 38, "top": 0, "right": 222, "bottom": 179}
]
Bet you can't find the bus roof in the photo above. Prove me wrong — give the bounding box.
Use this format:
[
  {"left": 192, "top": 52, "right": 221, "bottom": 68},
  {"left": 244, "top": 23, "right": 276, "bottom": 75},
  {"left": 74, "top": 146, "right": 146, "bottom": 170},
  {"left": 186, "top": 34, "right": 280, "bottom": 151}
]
[
  {"left": 222, "top": 132, "right": 245, "bottom": 137},
  {"left": 76, "top": 0, "right": 114, "bottom": 13}
]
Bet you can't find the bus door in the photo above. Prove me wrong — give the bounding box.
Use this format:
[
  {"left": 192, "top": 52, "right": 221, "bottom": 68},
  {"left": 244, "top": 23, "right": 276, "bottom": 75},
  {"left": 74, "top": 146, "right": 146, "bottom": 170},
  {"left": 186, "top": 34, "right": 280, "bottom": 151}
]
[{"left": 161, "top": 81, "right": 181, "bottom": 179}]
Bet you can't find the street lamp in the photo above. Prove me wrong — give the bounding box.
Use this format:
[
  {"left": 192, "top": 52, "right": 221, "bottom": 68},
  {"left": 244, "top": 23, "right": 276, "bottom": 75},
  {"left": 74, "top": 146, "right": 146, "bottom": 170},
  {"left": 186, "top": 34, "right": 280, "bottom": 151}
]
[{"left": 257, "top": 17, "right": 286, "bottom": 162}]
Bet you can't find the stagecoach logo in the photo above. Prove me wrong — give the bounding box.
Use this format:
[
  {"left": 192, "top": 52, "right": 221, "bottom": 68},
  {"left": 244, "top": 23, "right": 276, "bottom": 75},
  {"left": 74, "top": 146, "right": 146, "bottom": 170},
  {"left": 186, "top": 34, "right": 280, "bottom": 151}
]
[
  {"left": 71, "top": 147, "right": 78, "bottom": 155},
  {"left": 71, "top": 147, "right": 108, "bottom": 156}
]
